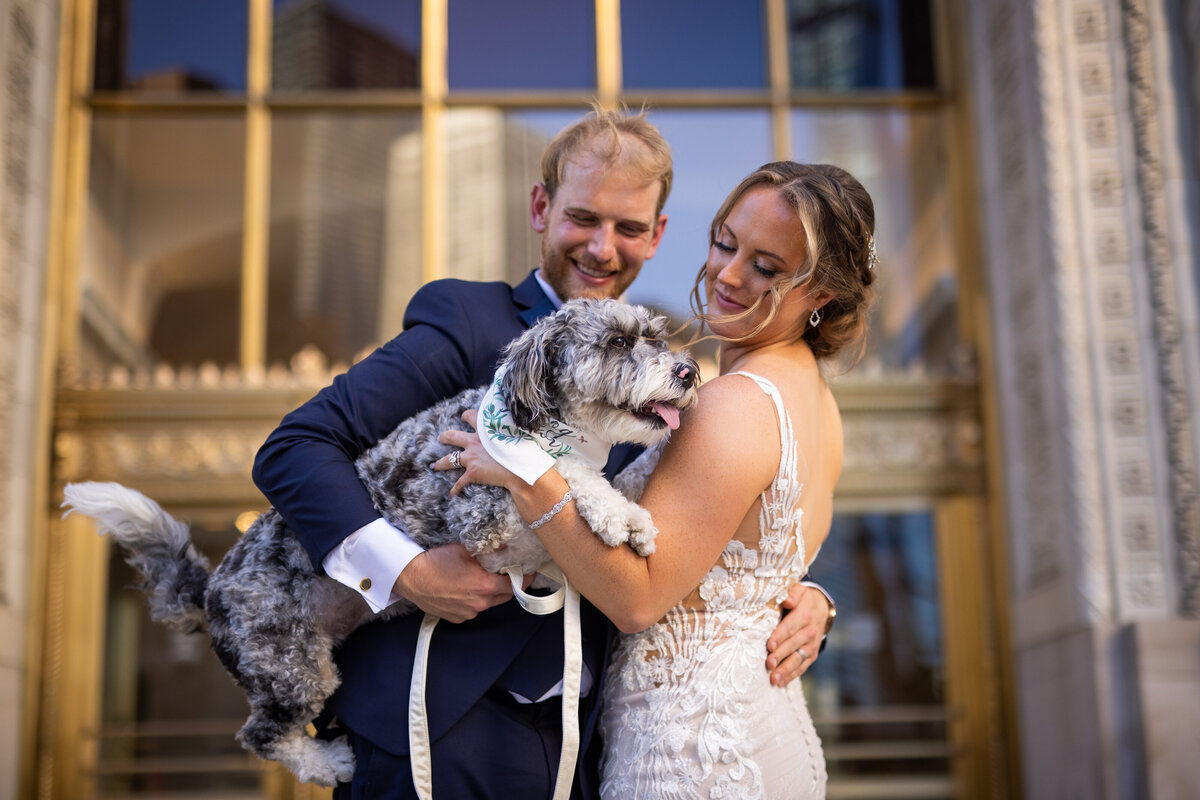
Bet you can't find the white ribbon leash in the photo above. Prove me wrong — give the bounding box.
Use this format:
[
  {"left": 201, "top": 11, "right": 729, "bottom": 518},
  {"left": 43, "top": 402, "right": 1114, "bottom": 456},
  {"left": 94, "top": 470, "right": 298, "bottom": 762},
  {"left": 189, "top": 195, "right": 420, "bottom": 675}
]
[
  {"left": 408, "top": 566, "right": 582, "bottom": 800},
  {"left": 408, "top": 613, "right": 440, "bottom": 800}
]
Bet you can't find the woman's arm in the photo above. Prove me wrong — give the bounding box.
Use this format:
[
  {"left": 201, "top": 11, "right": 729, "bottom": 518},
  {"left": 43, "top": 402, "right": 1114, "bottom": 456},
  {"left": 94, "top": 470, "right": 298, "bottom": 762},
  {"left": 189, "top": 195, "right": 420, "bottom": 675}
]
[{"left": 441, "top": 376, "right": 779, "bottom": 632}]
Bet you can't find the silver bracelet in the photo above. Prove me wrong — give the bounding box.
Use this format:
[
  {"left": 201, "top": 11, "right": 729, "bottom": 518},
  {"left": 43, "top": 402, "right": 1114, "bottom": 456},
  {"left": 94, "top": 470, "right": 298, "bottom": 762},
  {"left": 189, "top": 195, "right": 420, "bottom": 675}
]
[{"left": 529, "top": 490, "right": 574, "bottom": 530}]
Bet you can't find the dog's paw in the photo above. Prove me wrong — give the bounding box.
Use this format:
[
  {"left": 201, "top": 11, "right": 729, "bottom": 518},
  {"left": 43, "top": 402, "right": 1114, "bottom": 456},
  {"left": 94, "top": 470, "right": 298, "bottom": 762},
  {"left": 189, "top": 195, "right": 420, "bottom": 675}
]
[
  {"left": 628, "top": 525, "right": 657, "bottom": 556},
  {"left": 283, "top": 735, "right": 356, "bottom": 787},
  {"left": 570, "top": 492, "right": 629, "bottom": 549},
  {"left": 325, "top": 737, "right": 356, "bottom": 784},
  {"left": 590, "top": 522, "right": 628, "bottom": 549},
  {"left": 624, "top": 505, "right": 657, "bottom": 555},
  {"left": 586, "top": 502, "right": 640, "bottom": 548}
]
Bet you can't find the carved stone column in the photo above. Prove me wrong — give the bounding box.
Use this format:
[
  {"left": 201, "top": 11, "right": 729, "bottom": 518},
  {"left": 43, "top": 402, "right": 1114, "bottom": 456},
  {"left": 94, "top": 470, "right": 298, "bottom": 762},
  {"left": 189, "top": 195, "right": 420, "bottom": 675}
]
[{"left": 967, "top": 0, "right": 1200, "bottom": 796}]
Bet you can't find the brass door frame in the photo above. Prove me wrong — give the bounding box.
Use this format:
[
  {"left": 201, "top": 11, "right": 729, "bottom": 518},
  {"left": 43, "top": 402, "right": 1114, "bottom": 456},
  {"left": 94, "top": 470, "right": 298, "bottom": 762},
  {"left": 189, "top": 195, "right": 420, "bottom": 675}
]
[{"left": 46, "top": 380, "right": 341, "bottom": 800}]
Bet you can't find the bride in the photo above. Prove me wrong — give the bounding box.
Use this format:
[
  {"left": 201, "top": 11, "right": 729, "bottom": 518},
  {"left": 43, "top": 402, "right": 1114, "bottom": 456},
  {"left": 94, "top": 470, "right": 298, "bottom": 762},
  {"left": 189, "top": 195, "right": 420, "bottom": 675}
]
[{"left": 438, "top": 161, "right": 878, "bottom": 799}]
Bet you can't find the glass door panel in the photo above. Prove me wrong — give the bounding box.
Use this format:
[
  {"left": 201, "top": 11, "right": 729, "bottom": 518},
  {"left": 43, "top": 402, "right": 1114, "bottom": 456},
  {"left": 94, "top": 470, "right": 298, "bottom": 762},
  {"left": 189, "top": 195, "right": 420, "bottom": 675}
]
[
  {"left": 786, "top": 0, "right": 937, "bottom": 90},
  {"left": 98, "top": 523, "right": 261, "bottom": 798},
  {"left": 806, "top": 510, "right": 955, "bottom": 798},
  {"left": 621, "top": 0, "right": 767, "bottom": 89}
]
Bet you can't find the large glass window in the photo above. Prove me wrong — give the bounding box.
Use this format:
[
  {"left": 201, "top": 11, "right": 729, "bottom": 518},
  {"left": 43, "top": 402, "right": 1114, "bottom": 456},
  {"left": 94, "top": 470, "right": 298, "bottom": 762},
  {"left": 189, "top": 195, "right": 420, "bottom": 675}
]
[
  {"left": 272, "top": 0, "right": 421, "bottom": 90},
  {"left": 448, "top": 0, "right": 595, "bottom": 90},
  {"left": 82, "top": 114, "right": 246, "bottom": 371},
  {"left": 94, "top": 0, "right": 249, "bottom": 92},
  {"left": 792, "top": 109, "right": 963, "bottom": 376},
  {"left": 625, "top": 110, "right": 773, "bottom": 322},
  {"left": 787, "top": 0, "right": 937, "bottom": 90},
  {"left": 268, "top": 112, "right": 421, "bottom": 364},
  {"left": 622, "top": 0, "right": 767, "bottom": 89},
  {"left": 82, "top": 0, "right": 952, "bottom": 376}
]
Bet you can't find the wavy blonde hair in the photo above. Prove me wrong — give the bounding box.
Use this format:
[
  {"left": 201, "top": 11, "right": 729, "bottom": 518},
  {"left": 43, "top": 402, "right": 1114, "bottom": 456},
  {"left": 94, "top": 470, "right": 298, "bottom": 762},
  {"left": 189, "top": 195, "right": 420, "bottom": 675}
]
[{"left": 689, "top": 161, "right": 878, "bottom": 363}]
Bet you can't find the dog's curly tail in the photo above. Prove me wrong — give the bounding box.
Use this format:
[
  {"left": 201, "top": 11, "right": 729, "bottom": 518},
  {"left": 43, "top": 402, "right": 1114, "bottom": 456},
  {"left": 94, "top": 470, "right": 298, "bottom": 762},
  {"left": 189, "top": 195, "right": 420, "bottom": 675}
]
[{"left": 62, "top": 481, "right": 211, "bottom": 634}]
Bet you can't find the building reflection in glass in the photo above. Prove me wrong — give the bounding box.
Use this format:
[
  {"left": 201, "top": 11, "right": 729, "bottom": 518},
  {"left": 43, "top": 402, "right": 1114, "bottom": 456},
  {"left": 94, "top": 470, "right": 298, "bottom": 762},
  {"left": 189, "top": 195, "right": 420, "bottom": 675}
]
[{"left": 788, "top": 0, "right": 936, "bottom": 91}]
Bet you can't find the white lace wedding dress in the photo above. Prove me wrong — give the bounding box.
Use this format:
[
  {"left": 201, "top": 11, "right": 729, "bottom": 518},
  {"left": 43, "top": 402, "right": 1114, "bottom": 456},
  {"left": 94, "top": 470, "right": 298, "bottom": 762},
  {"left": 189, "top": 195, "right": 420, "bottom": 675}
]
[{"left": 599, "top": 372, "right": 827, "bottom": 799}]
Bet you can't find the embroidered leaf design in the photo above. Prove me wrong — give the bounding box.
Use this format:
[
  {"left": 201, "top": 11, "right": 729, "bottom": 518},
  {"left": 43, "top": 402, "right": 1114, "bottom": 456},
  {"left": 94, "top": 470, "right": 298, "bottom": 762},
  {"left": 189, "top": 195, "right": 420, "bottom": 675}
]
[
  {"left": 482, "top": 400, "right": 535, "bottom": 444},
  {"left": 481, "top": 374, "right": 582, "bottom": 459}
]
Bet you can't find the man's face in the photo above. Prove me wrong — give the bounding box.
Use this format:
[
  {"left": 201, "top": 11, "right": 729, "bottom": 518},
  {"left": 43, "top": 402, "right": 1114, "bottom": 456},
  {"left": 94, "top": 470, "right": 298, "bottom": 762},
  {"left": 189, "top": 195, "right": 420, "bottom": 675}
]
[{"left": 531, "top": 151, "right": 668, "bottom": 301}]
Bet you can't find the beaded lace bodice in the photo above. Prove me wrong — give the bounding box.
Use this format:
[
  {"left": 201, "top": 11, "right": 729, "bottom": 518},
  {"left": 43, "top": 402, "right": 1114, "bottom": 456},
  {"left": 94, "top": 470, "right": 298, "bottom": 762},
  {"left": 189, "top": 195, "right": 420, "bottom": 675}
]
[{"left": 600, "top": 372, "right": 827, "bottom": 799}]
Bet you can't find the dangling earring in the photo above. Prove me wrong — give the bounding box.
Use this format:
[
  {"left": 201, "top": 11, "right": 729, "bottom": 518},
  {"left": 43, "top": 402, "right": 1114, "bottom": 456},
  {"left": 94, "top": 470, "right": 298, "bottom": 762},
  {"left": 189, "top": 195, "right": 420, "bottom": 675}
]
[{"left": 809, "top": 308, "right": 822, "bottom": 328}]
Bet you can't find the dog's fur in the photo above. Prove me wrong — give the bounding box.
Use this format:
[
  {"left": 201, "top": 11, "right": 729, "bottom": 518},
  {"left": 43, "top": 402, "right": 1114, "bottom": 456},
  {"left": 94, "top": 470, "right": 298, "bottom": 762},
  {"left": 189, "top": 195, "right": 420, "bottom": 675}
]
[{"left": 62, "top": 298, "right": 698, "bottom": 787}]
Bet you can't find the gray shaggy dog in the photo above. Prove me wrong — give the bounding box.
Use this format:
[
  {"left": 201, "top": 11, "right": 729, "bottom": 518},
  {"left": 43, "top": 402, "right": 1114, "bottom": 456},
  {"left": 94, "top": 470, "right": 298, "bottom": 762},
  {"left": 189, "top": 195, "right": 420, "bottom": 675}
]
[{"left": 62, "top": 298, "right": 698, "bottom": 787}]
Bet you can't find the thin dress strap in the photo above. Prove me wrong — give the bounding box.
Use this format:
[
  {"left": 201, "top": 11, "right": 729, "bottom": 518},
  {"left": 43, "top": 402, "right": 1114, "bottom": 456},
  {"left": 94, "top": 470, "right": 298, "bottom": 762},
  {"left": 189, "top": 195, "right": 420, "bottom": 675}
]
[{"left": 728, "top": 371, "right": 814, "bottom": 570}]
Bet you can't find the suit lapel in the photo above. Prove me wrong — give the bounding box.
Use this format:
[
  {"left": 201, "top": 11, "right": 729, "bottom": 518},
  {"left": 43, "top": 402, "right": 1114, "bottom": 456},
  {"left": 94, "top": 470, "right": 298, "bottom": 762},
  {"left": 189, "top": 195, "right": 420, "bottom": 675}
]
[{"left": 513, "top": 270, "right": 558, "bottom": 328}]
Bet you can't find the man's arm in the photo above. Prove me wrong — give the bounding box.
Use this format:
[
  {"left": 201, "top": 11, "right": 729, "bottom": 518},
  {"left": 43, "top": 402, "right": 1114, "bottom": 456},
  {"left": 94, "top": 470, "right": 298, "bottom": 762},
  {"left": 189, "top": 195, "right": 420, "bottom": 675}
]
[
  {"left": 766, "top": 580, "right": 835, "bottom": 687},
  {"left": 252, "top": 280, "right": 517, "bottom": 616}
]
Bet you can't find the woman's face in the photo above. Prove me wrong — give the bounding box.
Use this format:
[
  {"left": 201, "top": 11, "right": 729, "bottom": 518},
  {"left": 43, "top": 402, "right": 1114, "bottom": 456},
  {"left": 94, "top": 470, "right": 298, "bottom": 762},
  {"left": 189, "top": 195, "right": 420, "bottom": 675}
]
[{"left": 704, "top": 186, "right": 812, "bottom": 344}]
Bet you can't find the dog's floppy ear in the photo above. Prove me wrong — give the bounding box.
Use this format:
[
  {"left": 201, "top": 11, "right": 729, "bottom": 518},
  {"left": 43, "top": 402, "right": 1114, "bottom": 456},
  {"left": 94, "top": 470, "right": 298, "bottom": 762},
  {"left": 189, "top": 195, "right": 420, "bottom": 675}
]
[{"left": 500, "top": 310, "right": 569, "bottom": 431}]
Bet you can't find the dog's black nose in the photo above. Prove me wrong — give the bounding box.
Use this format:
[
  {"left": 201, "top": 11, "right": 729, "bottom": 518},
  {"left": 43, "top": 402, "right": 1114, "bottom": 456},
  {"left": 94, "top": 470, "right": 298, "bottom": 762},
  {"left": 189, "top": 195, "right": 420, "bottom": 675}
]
[{"left": 675, "top": 362, "right": 696, "bottom": 388}]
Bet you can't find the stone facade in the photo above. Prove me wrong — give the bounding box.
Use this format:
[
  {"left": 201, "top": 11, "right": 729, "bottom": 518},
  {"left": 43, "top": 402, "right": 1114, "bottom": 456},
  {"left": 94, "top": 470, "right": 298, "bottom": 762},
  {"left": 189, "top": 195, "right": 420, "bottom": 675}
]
[
  {"left": 0, "top": 1, "right": 58, "bottom": 798},
  {"left": 967, "top": 0, "right": 1200, "bottom": 796}
]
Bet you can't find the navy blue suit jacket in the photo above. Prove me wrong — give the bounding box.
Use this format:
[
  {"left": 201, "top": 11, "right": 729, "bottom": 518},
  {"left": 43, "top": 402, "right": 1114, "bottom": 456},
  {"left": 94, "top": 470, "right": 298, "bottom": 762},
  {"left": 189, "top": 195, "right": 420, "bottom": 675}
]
[{"left": 252, "top": 272, "right": 617, "bottom": 782}]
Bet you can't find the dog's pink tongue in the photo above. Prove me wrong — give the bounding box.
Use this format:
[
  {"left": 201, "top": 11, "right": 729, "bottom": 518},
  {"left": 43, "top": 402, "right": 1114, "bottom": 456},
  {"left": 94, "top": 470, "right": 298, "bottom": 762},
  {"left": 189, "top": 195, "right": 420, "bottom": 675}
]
[{"left": 648, "top": 402, "right": 681, "bottom": 430}]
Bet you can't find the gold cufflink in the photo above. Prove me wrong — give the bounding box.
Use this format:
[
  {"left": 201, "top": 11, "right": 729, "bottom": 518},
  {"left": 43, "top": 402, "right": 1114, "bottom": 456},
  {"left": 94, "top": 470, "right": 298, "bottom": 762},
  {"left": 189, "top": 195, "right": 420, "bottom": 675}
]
[{"left": 360, "top": 577, "right": 372, "bottom": 591}]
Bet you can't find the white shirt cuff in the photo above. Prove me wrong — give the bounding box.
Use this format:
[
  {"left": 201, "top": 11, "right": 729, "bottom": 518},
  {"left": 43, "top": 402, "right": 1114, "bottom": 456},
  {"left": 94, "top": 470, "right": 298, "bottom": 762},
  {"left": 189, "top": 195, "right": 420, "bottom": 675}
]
[{"left": 322, "top": 518, "right": 424, "bottom": 613}]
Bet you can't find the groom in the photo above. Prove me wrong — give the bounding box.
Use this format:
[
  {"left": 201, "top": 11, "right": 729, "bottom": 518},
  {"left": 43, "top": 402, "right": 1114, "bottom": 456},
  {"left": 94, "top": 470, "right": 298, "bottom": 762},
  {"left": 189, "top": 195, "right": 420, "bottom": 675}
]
[{"left": 252, "top": 108, "right": 834, "bottom": 799}]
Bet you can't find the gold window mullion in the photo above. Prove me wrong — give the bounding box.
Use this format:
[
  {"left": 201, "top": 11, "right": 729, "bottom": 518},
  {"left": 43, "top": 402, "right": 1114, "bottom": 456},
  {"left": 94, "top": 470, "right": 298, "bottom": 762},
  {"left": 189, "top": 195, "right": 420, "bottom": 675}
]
[
  {"left": 241, "top": 0, "right": 273, "bottom": 371},
  {"left": 51, "top": 0, "right": 97, "bottom": 370},
  {"left": 595, "top": 0, "right": 622, "bottom": 108},
  {"left": 765, "top": 0, "right": 791, "bottom": 161},
  {"left": 422, "top": 0, "right": 448, "bottom": 285}
]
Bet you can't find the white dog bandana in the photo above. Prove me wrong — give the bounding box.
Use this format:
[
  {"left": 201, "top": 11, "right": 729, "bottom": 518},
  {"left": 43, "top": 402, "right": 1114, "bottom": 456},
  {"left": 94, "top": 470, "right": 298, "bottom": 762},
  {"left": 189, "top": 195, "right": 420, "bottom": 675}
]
[{"left": 477, "top": 366, "right": 612, "bottom": 484}]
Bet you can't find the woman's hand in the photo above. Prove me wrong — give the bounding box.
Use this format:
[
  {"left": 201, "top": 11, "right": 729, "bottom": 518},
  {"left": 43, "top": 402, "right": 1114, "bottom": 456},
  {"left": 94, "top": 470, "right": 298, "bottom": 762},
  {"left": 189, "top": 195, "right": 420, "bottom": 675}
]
[{"left": 431, "top": 409, "right": 521, "bottom": 496}]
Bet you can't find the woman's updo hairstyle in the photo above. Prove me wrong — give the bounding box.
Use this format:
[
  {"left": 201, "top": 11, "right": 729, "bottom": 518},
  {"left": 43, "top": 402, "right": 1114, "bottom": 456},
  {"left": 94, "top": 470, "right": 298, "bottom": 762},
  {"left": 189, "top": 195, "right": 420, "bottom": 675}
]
[{"left": 690, "top": 161, "right": 878, "bottom": 363}]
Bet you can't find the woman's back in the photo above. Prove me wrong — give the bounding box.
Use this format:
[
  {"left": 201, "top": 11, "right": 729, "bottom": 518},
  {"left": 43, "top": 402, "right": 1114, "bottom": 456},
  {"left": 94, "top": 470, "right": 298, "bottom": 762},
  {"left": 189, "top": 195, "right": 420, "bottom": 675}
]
[{"left": 599, "top": 370, "right": 830, "bottom": 799}]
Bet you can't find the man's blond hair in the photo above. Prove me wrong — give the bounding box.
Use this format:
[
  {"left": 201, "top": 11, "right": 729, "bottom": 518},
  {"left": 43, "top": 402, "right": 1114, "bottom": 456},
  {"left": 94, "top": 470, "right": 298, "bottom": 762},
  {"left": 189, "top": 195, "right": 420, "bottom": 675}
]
[{"left": 541, "top": 106, "right": 673, "bottom": 217}]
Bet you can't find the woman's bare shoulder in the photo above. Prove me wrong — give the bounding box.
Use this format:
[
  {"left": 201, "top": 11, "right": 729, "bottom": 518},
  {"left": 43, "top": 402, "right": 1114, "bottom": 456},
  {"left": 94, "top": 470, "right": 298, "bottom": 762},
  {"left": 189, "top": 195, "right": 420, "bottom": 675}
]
[
  {"left": 647, "top": 374, "right": 780, "bottom": 512},
  {"left": 666, "top": 373, "right": 784, "bottom": 475},
  {"left": 688, "top": 372, "right": 780, "bottom": 429}
]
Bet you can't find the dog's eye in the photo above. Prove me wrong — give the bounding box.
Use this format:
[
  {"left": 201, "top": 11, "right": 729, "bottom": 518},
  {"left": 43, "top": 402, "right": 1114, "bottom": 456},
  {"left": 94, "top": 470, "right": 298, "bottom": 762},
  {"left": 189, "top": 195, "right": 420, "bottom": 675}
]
[{"left": 609, "top": 336, "right": 634, "bottom": 349}]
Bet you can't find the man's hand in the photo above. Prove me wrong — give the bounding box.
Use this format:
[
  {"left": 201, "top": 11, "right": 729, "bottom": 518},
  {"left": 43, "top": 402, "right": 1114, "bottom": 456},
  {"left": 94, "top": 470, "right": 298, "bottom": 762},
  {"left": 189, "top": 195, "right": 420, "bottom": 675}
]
[
  {"left": 766, "top": 582, "right": 833, "bottom": 686},
  {"left": 393, "top": 543, "right": 514, "bottom": 623}
]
